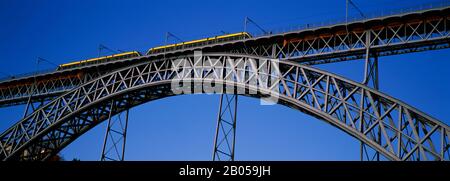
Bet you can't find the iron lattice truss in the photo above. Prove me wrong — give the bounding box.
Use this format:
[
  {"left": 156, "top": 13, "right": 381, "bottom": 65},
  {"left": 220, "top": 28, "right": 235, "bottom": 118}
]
[
  {"left": 213, "top": 94, "right": 237, "bottom": 161},
  {"left": 0, "top": 72, "right": 105, "bottom": 108},
  {"left": 0, "top": 53, "right": 448, "bottom": 161},
  {"left": 230, "top": 13, "right": 450, "bottom": 64},
  {"left": 0, "top": 8, "right": 449, "bottom": 108},
  {"left": 100, "top": 107, "right": 129, "bottom": 161}
]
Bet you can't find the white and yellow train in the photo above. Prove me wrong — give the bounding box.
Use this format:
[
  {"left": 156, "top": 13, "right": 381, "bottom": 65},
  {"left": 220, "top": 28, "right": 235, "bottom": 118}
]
[
  {"left": 57, "top": 32, "right": 252, "bottom": 70},
  {"left": 58, "top": 51, "right": 141, "bottom": 70}
]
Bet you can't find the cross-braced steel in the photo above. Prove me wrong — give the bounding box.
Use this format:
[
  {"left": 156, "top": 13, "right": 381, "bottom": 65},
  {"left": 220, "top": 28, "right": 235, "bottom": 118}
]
[
  {"left": 361, "top": 55, "right": 382, "bottom": 160},
  {"left": 100, "top": 104, "right": 129, "bottom": 161},
  {"left": 230, "top": 11, "right": 450, "bottom": 64},
  {"left": 213, "top": 94, "right": 237, "bottom": 161},
  {"left": 360, "top": 30, "right": 381, "bottom": 161},
  {"left": 0, "top": 53, "right": 449, "bottom": 161},
  {"left": 0, "top": 72, "right": 104, "bottom": 108},
  {"left": 22, "top": 97, "right": 47, "bottom": 119},
  {"left": 0, "top": 7, "right": 449, "bottom": 108}
]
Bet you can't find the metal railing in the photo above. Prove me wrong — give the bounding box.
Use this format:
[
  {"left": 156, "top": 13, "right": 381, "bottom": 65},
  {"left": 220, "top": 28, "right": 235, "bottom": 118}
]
[
  {"left": 0, "top": 68, "right": 55, "bottom": 83},
  {"left": 249, "top": 0, "right": 450, "bottom": 37}
]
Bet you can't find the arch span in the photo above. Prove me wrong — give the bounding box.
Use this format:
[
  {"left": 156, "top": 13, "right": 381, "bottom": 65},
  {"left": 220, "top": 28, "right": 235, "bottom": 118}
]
[{"left": 0, "top": 53, "right": 449, "bottom": 161}]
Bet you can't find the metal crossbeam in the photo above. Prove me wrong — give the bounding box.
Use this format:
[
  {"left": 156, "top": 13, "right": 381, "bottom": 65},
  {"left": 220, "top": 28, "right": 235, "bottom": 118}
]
[
  {"left": 100, "top": 99, "right": 129, "bottom": 161},
  {"left": 0, "top": 71, "right": 105, "bottom": 107},
  {"left": 22, "top": 97, "right": 47, "bottom": 119},
  {"left": 213, "top": 94, "right": 238, "bottom": 161},
  {"left": 360, "top": 29, "right": 381, "bottom": 161},
  {"left": 0, "top": 53, "right": 448, "bottom": 161},
  {"left": 231, "top": 12, "right": 450, "bottom": 64}
]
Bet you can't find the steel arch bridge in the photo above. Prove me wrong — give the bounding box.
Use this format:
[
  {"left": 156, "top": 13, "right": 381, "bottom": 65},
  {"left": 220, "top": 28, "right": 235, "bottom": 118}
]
[
  {"left": 0, "top": 53, "right": 449, "bottom": 161},
  {"left": 1, "top": 5, "right": 449, "bottom": 108}
]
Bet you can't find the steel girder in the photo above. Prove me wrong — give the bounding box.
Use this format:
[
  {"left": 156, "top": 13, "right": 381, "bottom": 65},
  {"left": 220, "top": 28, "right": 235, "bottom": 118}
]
[
  {"left": 0, "top": 53, "right": 449, "bottom": 161},
  {"left": 100, "top": 107, "right": 129, "bottom": 161},
  {"left": 0, "top": 72, "right": 105, "bottom": 108},
  {"left": 229, "top": 13, "right": 450, "bottom": 65},
  {"left": 360, "top": 31, "right": 381, "bottom": 161},
  {"left": 213, "top": 94, "right": 238, "bottom": 161}
]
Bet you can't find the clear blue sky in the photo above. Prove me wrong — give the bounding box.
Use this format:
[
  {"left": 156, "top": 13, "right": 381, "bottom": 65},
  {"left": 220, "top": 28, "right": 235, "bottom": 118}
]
[{"left": 0, "top": 0, "right": 449, "bottom": 160}]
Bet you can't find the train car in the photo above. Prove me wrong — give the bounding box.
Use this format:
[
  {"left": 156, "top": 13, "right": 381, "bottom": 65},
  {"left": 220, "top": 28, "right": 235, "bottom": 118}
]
[
  {"left": 146, "top": 32, "right": 252, "bottom": 55},
  {"left": 57, "top": 51, "right": 141, "bottom": 70}
]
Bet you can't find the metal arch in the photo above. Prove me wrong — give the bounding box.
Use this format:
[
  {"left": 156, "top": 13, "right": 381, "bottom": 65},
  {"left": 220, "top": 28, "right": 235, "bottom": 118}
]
[
  {"left": 0, "top": 53, "right": 449, "bottom": 161},
  {"left": 100, "top": 105, "right": 129, "bottom": 161},
  {"left": 0, "top": 71, "right": 105, "bottom": 108}
]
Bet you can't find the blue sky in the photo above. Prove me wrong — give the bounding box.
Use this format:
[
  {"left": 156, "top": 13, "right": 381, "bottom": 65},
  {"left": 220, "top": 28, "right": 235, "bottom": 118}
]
[{"left": 0, "top": 0, "right": 449, "bottom": 160}]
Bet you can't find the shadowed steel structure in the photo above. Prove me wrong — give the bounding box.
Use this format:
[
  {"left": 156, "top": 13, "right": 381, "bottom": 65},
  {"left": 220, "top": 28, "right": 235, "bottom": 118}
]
[
  {"left": 213, "top": 94, "right": 238, "bottom": 161},
  {"left": 0, "top": 6, "right": 449, "bottom": 107},
  {"left": 0, "top": 4, "right": 449, "bottom": 162},
  {"left": 0, "top": 53, "right": 449, "bottom": 161}
]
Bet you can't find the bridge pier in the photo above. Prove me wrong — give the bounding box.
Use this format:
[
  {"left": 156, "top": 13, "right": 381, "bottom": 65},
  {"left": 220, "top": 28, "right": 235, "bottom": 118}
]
[
  {"left": 361, "top": 30, "right": 381, "bottom": 161},
  {"left": 212, "top": 94, "right": 238, "bottom": 161},
  {"left": 100, "top": 99, "right": 130, "bottom": 161}
]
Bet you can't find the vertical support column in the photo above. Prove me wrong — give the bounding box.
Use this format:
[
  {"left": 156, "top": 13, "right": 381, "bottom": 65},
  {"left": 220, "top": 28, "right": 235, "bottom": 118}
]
[
  {"left": 22, "top": 57, "right": 54, "bottom": 118},
  {"left": 23, "top": 78, "right": 38, "bottom": 118},
  {"left": 361, "top": 30, "right": 380, "bottom": 161},
  {"left": 23, "top": 96, "right": 35, "bottom": 119},
  {"left": 101, "top": 99, "right": 130, "bottom": 161},
  {"left": 363, "top": 52, "right": 379, "bottom": 90},
  {"left": 212, "top": 94, "right": 238, "bottom": 161}
]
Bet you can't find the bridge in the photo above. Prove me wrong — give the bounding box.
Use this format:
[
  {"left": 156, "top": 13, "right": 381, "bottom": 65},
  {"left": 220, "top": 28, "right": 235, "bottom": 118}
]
[{"left": 0, "top": 2, "right": 449, "bottom": 161}]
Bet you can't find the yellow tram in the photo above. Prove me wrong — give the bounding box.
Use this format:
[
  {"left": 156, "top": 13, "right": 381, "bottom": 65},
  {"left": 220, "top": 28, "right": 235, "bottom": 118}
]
[
  {"left": 57, "top": 32, "right": 251, "bottom": 70},
  {"left": 57, "top": 51, "right": 141, "bottom": 70}
]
